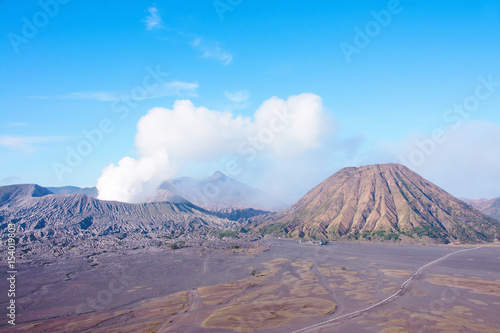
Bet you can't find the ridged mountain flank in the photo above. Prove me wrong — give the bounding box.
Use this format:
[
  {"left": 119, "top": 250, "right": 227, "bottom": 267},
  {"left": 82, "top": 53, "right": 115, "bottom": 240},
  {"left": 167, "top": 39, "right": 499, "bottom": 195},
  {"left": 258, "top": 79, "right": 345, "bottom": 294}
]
[
  {"left": 462, "top": 197, "right": 500, "bottom": 221},
  {"left": 260, "top": 164, "right": 499, "bottom": 244}
]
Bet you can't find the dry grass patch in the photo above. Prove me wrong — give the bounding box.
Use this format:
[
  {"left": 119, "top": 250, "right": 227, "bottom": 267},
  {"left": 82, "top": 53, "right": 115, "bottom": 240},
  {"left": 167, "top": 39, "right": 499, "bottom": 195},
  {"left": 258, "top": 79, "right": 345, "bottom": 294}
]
[
  {"left": 15, "top": 291, "right": 190, "bottom": 333},
  {"left": 380, "top": 327, "right": 418, "bottom": 333},
  {"left": 380, "top": 269, "right": 412, "bottom": 278},
  {"left": 317, "top": 266, "right": 334, "bottom": 278},
  {"left": 371, "top": 306, "right": 499, "bottom": 333},
  {"left": 469, "top": 299, "right": 488, "bottom": 305},
  {"left": 202, "top": 297, "right": 336, "bottom": 331},
  {"left": 427, "top": 274, "right": 500, "bottom": 297},
  {"left": 198, "top": 258, "right": 336, "bottom": 331},
  {"left": 329, "top": 268, "right": 376, "bottom": 301},
  {"left": 199, "top": 280, "right": 262, "bottom": 305}
]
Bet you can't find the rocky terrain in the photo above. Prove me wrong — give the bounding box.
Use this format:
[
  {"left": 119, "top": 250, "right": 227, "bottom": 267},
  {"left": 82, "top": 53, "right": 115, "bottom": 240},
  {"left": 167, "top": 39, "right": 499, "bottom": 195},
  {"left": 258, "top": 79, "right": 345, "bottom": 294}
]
[
  {"left": 462, "top": 197, "right": 500, "bottom": 221},
  {"left": 2, "top": 164, "right": 500, "bottom": 264},
  {"left": 0, "top": 184, "right": 265, "bottom": 262},
  {"left": 3, "top": 240, "right": 499, "bottom": 332},
  {"left": 257, "top": 164, "right": 500, "bottom": 244}
]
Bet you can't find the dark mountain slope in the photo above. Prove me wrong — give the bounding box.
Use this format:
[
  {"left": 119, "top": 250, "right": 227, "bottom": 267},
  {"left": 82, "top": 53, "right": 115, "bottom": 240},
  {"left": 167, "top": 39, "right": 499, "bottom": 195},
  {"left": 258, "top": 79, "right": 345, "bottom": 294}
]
[
  {"left": 0, "top": 184, "right": 253, "bottom": 261},
  {"left": 462, "top": 197, "right": 500, "bottom": 221},
  {"left": 0, "top": 184, "right": 53, "bottom": 206}
]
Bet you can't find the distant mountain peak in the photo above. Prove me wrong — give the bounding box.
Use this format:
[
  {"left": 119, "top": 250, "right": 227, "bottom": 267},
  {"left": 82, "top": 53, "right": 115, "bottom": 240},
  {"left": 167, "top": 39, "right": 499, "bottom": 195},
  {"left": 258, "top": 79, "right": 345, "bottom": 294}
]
[
  {"left": 145, "top": 189, "right": 190, "bottom": 204},
  {"left": 46, "top": 186, "right": 98, "bottom": 197},
  {"left": 154, "top": 172, "right": 288, "bottom": 212},
  {"left": 207, "top": 171, "right": 227, "bottom": 180}
]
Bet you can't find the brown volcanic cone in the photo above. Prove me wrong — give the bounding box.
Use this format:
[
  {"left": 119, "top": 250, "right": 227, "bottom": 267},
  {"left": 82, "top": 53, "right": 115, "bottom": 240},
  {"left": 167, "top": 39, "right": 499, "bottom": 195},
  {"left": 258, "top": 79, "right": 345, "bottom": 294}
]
[{"left": 260, "top": 164, "right": 499, "bottom": 244}]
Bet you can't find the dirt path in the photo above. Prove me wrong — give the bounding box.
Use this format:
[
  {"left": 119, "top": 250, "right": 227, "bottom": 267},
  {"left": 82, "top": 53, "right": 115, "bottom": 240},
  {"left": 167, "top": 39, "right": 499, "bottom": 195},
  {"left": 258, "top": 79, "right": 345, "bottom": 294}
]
[
  {"left": 292, "top": 246, "right": 482, "bottom": 333},
  {"left": 157, "top": 255, "right": 210, "bottom": 332},
  {"left": 157, "top": 288, "right": 201, "bottom": 333}
]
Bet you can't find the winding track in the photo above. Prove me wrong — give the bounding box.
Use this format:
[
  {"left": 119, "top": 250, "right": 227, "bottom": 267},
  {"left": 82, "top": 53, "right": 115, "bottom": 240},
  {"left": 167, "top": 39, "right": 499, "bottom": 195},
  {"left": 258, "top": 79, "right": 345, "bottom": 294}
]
[
  {"left": 292, "top": 246, "right": 483, "bottom": 333},
  {"left": 157, "top": 255, "right": 210, "bottom": 332}
]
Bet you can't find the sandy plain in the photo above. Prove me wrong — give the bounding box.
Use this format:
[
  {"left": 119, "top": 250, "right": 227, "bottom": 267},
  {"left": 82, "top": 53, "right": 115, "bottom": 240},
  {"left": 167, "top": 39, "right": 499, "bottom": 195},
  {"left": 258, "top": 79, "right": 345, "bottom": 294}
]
[{"left": 1, "top": 240, "right": 499, "bottom": 332}]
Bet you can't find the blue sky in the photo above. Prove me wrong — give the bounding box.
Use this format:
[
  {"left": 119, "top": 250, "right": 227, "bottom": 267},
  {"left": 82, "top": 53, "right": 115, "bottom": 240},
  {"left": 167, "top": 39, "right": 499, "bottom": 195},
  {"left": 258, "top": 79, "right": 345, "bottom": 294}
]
[{"left": 1, "top": 0, "right": 500, "bottom": 202}]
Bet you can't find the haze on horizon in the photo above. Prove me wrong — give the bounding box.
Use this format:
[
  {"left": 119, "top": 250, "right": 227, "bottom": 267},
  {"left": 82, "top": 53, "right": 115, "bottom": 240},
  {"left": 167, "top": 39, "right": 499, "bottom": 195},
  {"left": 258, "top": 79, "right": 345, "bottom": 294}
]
[{"left": 1, "top": 1, "right": 500, "bottom": 204}]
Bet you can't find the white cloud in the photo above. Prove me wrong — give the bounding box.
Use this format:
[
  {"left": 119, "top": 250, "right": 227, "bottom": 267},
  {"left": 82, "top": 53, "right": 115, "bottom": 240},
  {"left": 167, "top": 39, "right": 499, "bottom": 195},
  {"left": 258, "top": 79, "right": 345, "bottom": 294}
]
[
  {"left": 0, "top": 135, "right": 65, "bottom": 152},
  {"left": 161, "top": 81, "right": 199, "bottom": 97},
  {"left": 97, "top": 93, "right": 330, "bottom": 203},
  {"left": 192, "top": 38, "right": 233, "bottom": 65},
  {"left": 225, "top": 90, "right": 249, "bottom": 103},
  {"left": 143, "top": 6, "right": 162, "bottom": 30},
  {"left": 30, "top": 81, "right": 198, "bottom": 101},
  {"left": 142, "top": 21, "right": 233, "bottom": 65}
]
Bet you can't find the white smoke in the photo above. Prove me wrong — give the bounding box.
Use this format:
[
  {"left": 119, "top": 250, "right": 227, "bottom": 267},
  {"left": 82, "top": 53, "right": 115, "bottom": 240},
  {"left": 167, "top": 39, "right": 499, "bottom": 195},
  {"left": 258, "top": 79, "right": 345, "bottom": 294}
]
[
  {"left": 97, "top": 93, "right": 329, "bottom": 202},
  {"left": 97, "top": 152, "right": 170, "bottom": 203}
]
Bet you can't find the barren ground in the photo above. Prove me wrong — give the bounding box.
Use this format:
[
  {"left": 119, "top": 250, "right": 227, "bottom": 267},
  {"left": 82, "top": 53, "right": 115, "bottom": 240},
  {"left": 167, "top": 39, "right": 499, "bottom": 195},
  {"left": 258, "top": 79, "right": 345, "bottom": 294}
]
[{"left": 1, "top": 240, "right": 500, "bottom": 332}]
